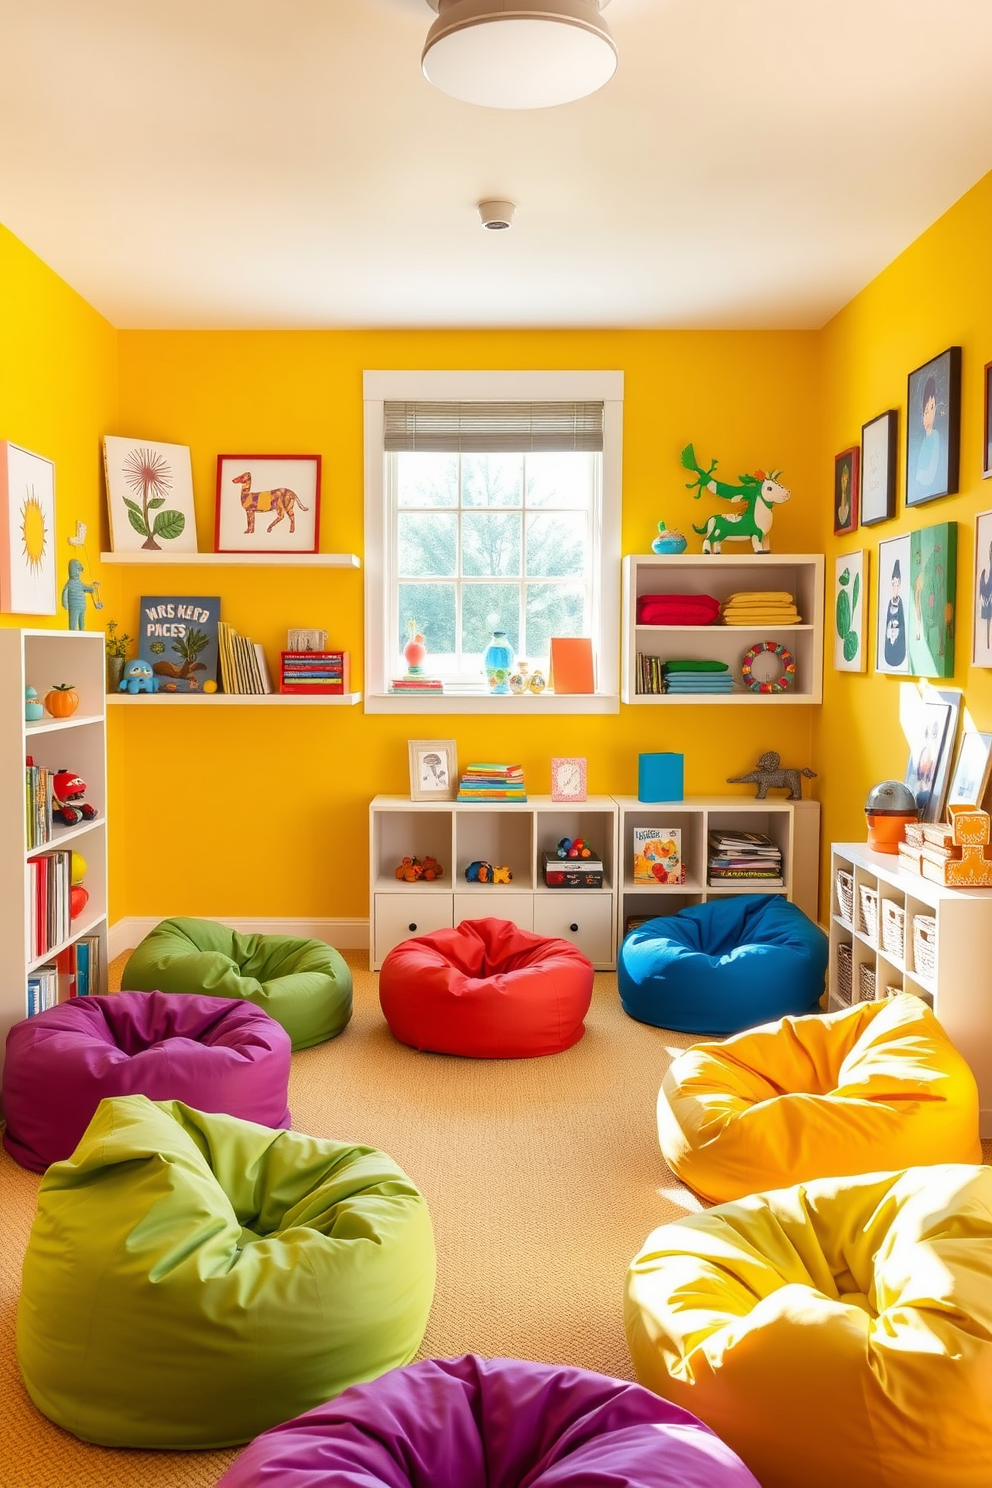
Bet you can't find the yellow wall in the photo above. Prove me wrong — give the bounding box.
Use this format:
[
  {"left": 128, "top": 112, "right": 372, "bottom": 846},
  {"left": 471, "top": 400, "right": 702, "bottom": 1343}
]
[
  {"left": 115, "top": 329, "right": 820, "bottom": 918},
  {"left": 0, "top": 224, "right": 122, "bottom": 911},
  {"left": 814, "top": 170, "right": 992, "bottom": 900}
]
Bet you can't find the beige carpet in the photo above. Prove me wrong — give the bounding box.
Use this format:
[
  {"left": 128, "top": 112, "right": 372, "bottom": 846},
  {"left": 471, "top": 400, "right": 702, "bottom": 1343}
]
[{"left": 0, "top": 952, "right": 704, "bottom": 1488}]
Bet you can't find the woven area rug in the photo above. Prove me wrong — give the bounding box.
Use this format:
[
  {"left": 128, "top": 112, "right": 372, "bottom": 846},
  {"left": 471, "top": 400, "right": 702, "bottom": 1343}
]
[{"left": 1, "top": 952, "right": 988, "bottom": 1488}]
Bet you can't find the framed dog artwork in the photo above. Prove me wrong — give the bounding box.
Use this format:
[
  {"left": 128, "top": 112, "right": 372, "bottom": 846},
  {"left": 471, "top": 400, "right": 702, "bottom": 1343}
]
[{"left": 215, "top": 455, "right": 321, "bottom": 553}]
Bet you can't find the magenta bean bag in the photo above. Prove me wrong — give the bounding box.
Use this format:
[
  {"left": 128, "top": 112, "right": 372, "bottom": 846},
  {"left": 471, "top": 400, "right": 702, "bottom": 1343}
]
[
  {"left": 2, "top": 991, "right": 291, "bottom": 1172},
  {"left": 215, "top": 1354, "right": 760, "bottom": 1488},
  {"left": 380, "top": 918, "right": 594, "bottom": 1058}
]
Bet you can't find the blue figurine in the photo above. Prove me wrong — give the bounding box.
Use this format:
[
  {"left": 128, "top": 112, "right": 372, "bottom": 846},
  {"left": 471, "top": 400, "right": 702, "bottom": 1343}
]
[
  {"left": 119, "top": 659, "right": 159, "bottom": 694},
  {"left": 651, "top": 521, "right": 688, "bottom": 555},
  {"left": 61, "top": 559, "right": 98, "bottom": 630}
]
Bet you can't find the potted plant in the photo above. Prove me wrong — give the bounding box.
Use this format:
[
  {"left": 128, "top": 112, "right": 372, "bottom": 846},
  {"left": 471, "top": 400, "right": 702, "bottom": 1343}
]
[{"left": 105, "top": 620, "right": 133, "bottom": 693}]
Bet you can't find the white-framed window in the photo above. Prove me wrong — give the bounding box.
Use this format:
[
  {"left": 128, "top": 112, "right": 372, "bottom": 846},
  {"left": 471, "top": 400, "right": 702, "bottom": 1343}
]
[{"left": 364, "top": 371, "right": 622, "bottom": 714}]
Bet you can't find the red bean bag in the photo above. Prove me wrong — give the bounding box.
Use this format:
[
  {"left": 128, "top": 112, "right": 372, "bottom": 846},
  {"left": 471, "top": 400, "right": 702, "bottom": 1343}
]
[
  {"left": 379, "top": 918, "right": 594, "bottom": 1058},
  {"left": 2, "top": 991, "right": 291, "bottom": 1172}
]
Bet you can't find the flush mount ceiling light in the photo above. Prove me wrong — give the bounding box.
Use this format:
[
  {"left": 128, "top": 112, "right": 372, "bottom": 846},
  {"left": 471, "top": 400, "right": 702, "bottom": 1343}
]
[{"left": 422, "top": 0, "right": 617, "bottom": 110}]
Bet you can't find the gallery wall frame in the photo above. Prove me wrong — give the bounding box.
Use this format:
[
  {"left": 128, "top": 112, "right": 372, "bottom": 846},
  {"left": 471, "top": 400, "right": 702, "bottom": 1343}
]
[
  {"left": 0, "top": 441, "right": 57, "bottom": 614},
  {"left": 875, "top": 533, "right": 911, "bottom": 674},
  {"left": 905, "top": 346, "right": 961, "bottom": 506},
  {"left": 860, "top": 410, "right": 898, "bottom": 526},
  {"left": 948, "top": 729, "right": 992, "bottom": 810},
  {"left": 833, "top": 446, "right": 859, "bottom": 536},
  {"left": 907, "top": 521, "right": 957, "bottom": 678},
  {"left": 973, "top": 509, "right": 992, "bottom": 666},
  {"left": 215, "top": 455, "right": 321, "bottom": 554},
  {"left": 984, "top": 362, "right": 992, "bottom": 479},
  {"left": 833, "top": 549, "right": 867, "bottom": 672}
]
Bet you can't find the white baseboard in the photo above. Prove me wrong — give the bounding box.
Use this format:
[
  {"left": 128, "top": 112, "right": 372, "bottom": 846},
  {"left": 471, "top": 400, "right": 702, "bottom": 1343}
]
[{"left": 109, "top": 916, "right": 370, "bottom": 962}]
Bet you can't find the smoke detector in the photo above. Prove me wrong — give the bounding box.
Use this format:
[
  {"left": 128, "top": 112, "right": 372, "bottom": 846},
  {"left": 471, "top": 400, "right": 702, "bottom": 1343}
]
[{"left": 479, "top": 199, "right": 516, "bottom": 230}]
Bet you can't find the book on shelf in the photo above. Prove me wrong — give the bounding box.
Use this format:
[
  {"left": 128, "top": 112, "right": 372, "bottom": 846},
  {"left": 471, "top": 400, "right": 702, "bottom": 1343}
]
[
  {"left": 75, "top": 935, "right": 101, "bottom": 996},
  {"left": 635, "top": 653, "right": 665, "bottom": 695},
  {"left": 25, "top": 758, "right": 54, "bottom": 849},
  {"left": 632, "top": 826, "right": 685, "bottom": 884},
  {"left": 218, "top": 621, "right": 273, "bottom": 695},
  {"left": 281, "top": 650, "right": 350, "bottom": 695},
  {"left": 27, "top": 964, "right": 59, "bottom": 1017},
  {"left": 139, "top": 596, "right": 221, "bottom": 693},
  {"left": 388, "top": 678, "right": 443, "bottom": 693}
]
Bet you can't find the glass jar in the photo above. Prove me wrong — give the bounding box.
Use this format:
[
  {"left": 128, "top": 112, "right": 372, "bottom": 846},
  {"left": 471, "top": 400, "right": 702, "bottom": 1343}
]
[{"left": 484, "top": 630, "right": 514, "bottom": 695}]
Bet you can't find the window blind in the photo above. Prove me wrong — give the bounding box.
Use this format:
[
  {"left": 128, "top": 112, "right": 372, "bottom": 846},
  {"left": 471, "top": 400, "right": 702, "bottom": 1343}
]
[{"left": 383, "top": 401, "right": 604, "bottom": 454}]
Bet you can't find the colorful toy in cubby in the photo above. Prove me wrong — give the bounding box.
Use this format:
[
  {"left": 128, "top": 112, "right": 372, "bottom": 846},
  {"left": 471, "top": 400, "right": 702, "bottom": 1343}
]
[
  {"left": 464, "top": 861, "right": 512, "bottom": 883},
  {"left": 70, "top": 850, "right": 89, "bottom": 920},
  {"left": 119, "top": 659, "right": 159, "bottom": 694},
  {"left": 394, "top": 856, "right": 443, "bottom": 883},
  {"left": 557, "top": 837, "right": 593, "bottom": 859},
  {"left": 52, "top": 771, "right": 98, "bottom": 828},
  {"left": 920, "top": 805, "right": 992, "bottom": 887}
]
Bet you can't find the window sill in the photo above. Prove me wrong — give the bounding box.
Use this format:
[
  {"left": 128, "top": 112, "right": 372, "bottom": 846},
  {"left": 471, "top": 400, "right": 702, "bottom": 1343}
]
[{"left": 364, "top": 691, "right": 620, "bottom": 716}]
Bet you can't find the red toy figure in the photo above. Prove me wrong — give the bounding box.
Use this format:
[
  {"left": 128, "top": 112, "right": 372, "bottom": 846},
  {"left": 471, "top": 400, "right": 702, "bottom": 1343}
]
[{"left": 52, "top": 769, "right": 98, "bottom": 828}]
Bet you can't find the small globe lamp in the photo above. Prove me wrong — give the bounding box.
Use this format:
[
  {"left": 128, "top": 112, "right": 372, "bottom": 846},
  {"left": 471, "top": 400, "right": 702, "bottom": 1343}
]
[{"left": 865, "top": 780, "right": 919, "bottom": 854}]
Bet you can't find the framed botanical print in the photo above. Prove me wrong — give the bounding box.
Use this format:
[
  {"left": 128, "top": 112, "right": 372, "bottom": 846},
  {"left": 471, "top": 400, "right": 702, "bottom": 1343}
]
[
  {"left": 983, "top": 361, "right": 992, "bottom": 478},
  {"left": 860, "top": 410, "right": 898, "bottom": 526},
  {"left": 906, "top": 346, "right": 961, "bottom": 506},
  {"left": 104, "top": 436, "right": 198, "bottom": 554},
  {"left": 833, "top": 447, "right": 859, "bottom": 535}
]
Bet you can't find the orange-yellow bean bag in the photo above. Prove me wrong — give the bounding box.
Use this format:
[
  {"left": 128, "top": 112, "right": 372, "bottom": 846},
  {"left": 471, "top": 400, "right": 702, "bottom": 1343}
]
[
  {"left": 624, "top": 1164, "right": 992, "bottom": 1488},
  {"left": 657, "top": 992, "right": 980, "bottom": 1203}
]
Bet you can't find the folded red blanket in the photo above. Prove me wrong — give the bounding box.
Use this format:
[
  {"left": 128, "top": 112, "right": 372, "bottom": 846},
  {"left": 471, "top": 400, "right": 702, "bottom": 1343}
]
[{"left": 637, "top": 593, "right": 721, "bottom": 625}]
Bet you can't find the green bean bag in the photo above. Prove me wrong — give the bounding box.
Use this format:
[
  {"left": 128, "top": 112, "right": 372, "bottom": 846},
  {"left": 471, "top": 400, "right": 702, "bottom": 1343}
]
[
  {"left": 17, "top": 1095, "right": 436, "bottom": 1449},
  {"left": 122, "top": 917, "right": 352, "bottom": 1051}
]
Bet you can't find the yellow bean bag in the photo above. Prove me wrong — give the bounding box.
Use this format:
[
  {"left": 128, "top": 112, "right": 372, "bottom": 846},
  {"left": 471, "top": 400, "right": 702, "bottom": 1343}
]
[
  {"left": 625, "top": 1165, "right": 992, "bottom": 1488},
  {"left": 657, "top": 992, "right": 980, "bottom": 1203}
]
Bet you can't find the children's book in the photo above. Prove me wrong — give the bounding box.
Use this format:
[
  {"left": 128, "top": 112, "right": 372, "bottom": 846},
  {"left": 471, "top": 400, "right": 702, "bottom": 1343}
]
[
  {"left": 632, "top": 826, "right": 685, "bottom": 884},
  {"left": 138, "top": 596, "right": 220, "bottom": 693}
]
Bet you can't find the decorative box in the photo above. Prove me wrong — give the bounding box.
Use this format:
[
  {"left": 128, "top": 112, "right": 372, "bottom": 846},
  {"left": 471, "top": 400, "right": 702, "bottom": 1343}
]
[{"left": 542, "top": 852, "right": 604, "bottom": 888}]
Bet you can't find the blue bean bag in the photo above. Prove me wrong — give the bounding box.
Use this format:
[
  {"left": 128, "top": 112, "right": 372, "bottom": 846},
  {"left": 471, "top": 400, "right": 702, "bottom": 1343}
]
[{"left": 617, "top": 894, "right": 827, "bottom": 1036}]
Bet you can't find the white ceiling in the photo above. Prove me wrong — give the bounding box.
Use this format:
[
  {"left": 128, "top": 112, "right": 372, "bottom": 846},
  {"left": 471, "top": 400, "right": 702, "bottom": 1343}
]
[{"left": 3, "top": 0, "right": 992, "bottom": 330}]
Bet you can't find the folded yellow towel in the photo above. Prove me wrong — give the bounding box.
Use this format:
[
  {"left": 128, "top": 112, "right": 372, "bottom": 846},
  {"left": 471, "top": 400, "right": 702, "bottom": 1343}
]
[{"left": 725, "top": 591, "right": 795, "bottom": 603}]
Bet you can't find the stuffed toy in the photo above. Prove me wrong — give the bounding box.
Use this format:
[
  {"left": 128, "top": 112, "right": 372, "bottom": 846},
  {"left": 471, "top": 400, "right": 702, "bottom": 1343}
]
[
  {"left": 119, "top": 659, "right": 159, "bottom": 694},
  {"left": 52, "top": 769, "right": 98, "bottom": 828}
]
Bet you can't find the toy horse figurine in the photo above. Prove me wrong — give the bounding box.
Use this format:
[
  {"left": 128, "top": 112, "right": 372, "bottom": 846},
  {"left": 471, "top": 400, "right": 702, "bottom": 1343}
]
[{"left": 681, "top": 443, "right": 790, "bottom": 553}]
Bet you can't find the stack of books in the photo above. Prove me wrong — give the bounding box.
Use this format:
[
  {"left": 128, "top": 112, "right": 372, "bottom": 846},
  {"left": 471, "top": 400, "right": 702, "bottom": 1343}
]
[
  {"left": 54, "top": 936, "right": 102, "bottom": 1002},
  {"left": 707, "top": 828, "right": 784, "bottom": 887},
  {"left": 218, "top": 621, "right": 274, "bottom": 695},
  {"left": 28, "top": 849, "right": 73, "bottom": 959},
  {"left": 27, "top": 963, "right": 59, "bottom": 1017},
  {"left": 457, "top": 763, "right": 527, "bottom": 801},
  {"left": 389, "top": 674, "right": 444, "bottom": 695},
  {"left": 280, "top": 650, "right": 350, "bottom": 695},
  {"left": 25, "top": 758, "right": 54, "bottom": 848}
]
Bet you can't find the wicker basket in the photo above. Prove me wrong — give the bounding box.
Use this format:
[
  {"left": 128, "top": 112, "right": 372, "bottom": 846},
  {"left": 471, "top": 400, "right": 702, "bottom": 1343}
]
[
  {"left": 881, "top": 899, "right": 906, "bottom": 960},
  {"left": 835, "top": 941, "right": 853, "bottom": 1005},
  {"left": 858, "top": 884, "right": 879, "bottom": 943},
  {"left": 913, "top": 915, "right": 937, "bottom": 982},
  {"left": 858, "top": 962, "right": 877, "bottom": 1002},
  {"left": 836, "top": 869, "right": 854, "bottom": 923}
]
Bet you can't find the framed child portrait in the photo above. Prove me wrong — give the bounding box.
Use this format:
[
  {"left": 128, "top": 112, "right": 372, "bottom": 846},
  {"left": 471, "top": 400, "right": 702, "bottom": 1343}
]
[
  {"left": 860, "top": 410, "right": 898, "bottom": 526},
  {"left": 408, "top": 738, "right": 457, "bottom": 801},
  {"left": 875, "top": 534, "right": 911, "bottom": 674},
  {"left": 833, "top": 447, "right": 859, "bottom": 536},
  {"left": 906, "top": 346, "right": 961, "bottom": 506}
]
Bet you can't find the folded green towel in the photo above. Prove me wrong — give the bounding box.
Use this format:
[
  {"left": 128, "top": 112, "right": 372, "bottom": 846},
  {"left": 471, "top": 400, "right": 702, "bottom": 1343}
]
[{"left": 663, "top": 659, "right": 730, "bottom": 673}]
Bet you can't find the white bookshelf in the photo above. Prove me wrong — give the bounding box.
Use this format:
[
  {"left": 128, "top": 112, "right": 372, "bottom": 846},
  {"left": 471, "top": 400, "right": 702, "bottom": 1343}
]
[
  {"left": 369, "top": 795, "right": 619, "bottom": 971},
  {"left": 613, "top": 795, "right": 820, "bottom": 945},
  {"left": 828, "top": 842, "right": 992, "bottom": 1137},
  {"left": 0, "top": 630, "right": 108, "bottom": 1095},
  {"left": 621, "top": 552, "right": 824, "bottom": 704}
]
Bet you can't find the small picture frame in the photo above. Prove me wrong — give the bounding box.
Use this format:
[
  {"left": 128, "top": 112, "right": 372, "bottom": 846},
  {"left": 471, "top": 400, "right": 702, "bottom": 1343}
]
[
  {"left": 973, "top": 509, "right": 992, "bottom": 666},
  {"left": 875, "top": 533, "right": 911, "bottom": 674},
  {"left": 906, "top": 346, "right": 961, "bottom": 506},
  {"left": 551, "top": 756, "right": 587, "bottom": 802},
  {"left": 215, "top": 455, "right": 321, "bottom": 554},
  {"left": 947, "top": 730, "right": 992, "bottom": 810},
  {"left": 860, "top": 410, "right": 898, "bottom": 526},
  {"left": 833, "top": 549, "right": 868, "bottom": 672},
  {"left": 408, "top": 738, "right": 458, "bottom": 801},
  {"left": 104, "top": 436, "right": 198, "bottom": 554},
  {"left": 983, "top": 362, "right": 992, "bottom": 479},
  {"left": 833, "top": 446, "right": 859, "bottom": 535}
]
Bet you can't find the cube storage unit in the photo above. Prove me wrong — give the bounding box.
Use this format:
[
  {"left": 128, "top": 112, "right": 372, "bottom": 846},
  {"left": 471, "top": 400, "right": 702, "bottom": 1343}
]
[
  {"left": 0, "top": 630, "right": 109, "bottom": 1093},
  {"left": 829, "top": 842, "right": 992, "bottom": 1136},
  {"left": 621, "top": 552, "right": 824, "bottom": 704},
  {"left": 369, "top": 795, "right": 619, "bottom": 970}
]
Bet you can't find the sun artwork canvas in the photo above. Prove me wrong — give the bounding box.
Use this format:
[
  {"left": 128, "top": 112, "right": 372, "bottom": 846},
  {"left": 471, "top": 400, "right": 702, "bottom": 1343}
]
[
  {"left": 0, "top": 442, "right": 56, "bottom": 615},
  {"left": 104, "top": 437, "right": 198, "bottom": 554}
]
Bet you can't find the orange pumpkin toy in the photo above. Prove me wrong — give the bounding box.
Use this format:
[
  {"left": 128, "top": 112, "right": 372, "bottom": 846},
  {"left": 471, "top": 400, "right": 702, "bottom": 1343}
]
[{"left": 44, "top": 683, "right": 79, "bottom": 719}]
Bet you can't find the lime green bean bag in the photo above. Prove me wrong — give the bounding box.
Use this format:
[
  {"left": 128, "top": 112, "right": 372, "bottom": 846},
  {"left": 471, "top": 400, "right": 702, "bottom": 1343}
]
[
  {"left": 122, "top": 917, "right": 352, "bottom": 1051},
  {"left": 17, "top": 1096, "right": 437, "bottom": 1449}
]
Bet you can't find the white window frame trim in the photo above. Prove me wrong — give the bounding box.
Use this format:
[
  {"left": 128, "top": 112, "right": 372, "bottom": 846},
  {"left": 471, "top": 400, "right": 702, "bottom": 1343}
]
[{"left": 363, "top": 370, "right": 622, "bottom": 715}]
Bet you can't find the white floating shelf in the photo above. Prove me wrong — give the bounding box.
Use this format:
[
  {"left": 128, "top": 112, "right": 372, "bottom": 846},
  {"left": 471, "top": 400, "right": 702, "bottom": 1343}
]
[
  {"left": 100, "top": 551, "right": 361, "bottom": 568},
  {"left": 107, "top": 692, "right": 363, "bottom": 706}
]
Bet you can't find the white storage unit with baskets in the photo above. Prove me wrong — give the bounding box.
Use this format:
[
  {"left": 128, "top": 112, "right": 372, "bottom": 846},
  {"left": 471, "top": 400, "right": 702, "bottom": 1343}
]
[{"left": 829, "top": 842, "right": 992, "bottom": 1136}]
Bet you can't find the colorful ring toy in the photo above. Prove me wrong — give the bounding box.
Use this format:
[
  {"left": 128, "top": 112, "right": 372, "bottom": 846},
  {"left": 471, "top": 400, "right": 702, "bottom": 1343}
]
[{"left": 740, "top": 641, "right": 795, "bottom": 694}]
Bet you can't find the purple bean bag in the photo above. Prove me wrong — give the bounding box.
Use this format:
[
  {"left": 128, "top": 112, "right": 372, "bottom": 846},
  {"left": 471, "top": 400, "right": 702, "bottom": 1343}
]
[
  {"left": 215, "top": 1355, "right": 760, "bottom": 1488},
  {"left": 2, "top": 991, "right": 291, "bottom": 1172}
]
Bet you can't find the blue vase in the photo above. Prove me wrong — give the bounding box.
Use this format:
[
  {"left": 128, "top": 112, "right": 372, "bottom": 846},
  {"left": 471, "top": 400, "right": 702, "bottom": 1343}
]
[{"left": 484, "top": 630, "right": 514, "bottom": 694}]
